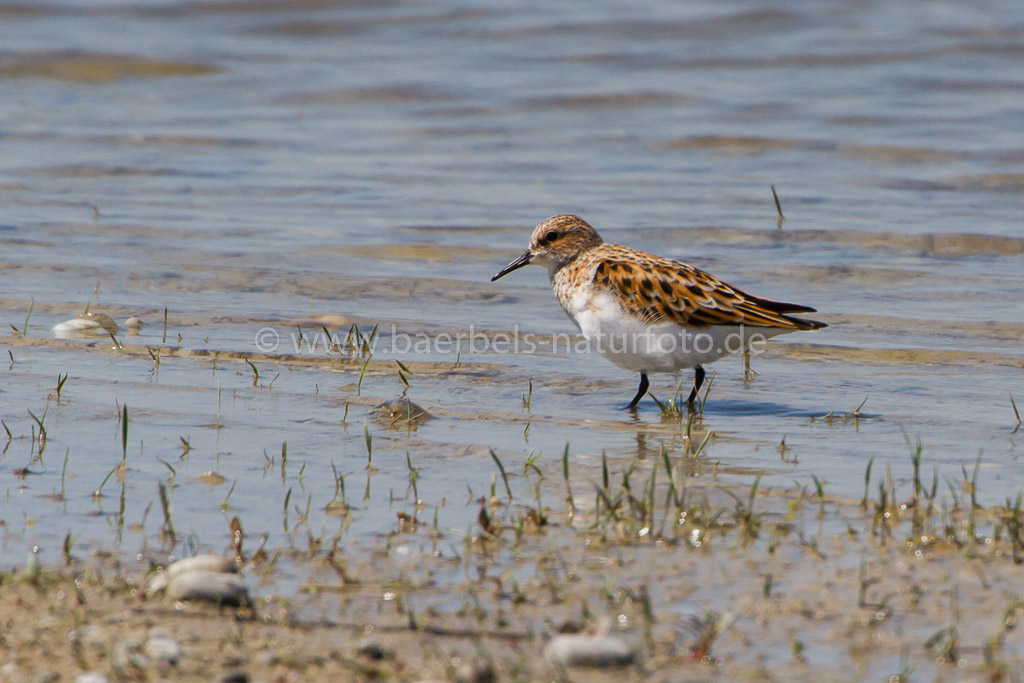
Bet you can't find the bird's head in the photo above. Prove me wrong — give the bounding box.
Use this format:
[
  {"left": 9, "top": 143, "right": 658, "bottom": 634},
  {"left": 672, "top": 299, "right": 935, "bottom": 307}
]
[{"left": 491, "top": 214, "right": 604, "bottom": 281}]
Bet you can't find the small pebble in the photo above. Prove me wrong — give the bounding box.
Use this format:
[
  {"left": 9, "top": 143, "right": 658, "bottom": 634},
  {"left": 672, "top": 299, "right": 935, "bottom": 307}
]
[
  {"left": 144, "top": 633, "right": 182, "bottom": 665},
  {"left": 305, "top": 313, "right": 352, "bottom": 328},
  {"left": 215, "top": 673, "right": 250, "bottom": 683},
  {"left": 194, "top": 470, "right": 227, "bottom": 486},
  {"left": 75, "top": 674, "right": 110, "bottom": 683},
  {"left": 355, "top": 637, "right": 392, "bottom": 660},
  {"left": 35, "top": 672, "right": 60, "bottom": 683},
  {"left": 23, "top": 552, "right": 41, "bottom": 576},
  {"left": 371, "top": 398, "right": 432, "bottom": 428},
  {"left": 79, "top": 624, "right": 106, "bottom": 647},
  {"left": 544, "top": 634, "right": 635, "bottom": 667},
  {"left": 254, "top": 652, "right": 276, "bottom": 667},
  {"left": 165, "top": 554, "right": 238, "bottom": 576},
  {"left": 36, "top": 615, "right": 60, "bottom": 629},
  {"left": 454, "top": 659, "right": 495, "bottom": 683},
  {"left": 146, "top": 554, "right": 238, "bottom": 595},
  {"left": 53, "top": 313, "right": 119, "bottom": 337},
  {"left": 124, "top": 316, "right": 143, "bottom": 329},
  {"left": 165, "top": 570, "right": 250, "bottom": 607},
  {"left": 220, "top": 647, "right": 249, "bottom": 668},
  {"left": 111, "top": 637, "right": 147, "bottom": 672}
]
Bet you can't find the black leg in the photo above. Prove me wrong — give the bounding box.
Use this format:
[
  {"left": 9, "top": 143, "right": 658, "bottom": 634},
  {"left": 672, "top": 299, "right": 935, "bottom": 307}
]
[
  {"left": 686, "top": 365, "right": 706, "bottom": 407},
  {"left": 626, "top": 372, "right": 649, "bottom": 410}
]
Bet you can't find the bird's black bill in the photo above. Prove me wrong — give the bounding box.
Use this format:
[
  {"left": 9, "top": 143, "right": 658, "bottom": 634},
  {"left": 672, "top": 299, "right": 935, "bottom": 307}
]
[{"left": 491, "top": 251, "right": 533, "bottom": 281}]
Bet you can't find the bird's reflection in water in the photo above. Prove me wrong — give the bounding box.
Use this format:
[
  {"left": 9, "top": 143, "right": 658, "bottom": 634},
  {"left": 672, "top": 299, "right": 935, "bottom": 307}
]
[{"left": 626, "top": 413, "right": 711, "bottom": 480}]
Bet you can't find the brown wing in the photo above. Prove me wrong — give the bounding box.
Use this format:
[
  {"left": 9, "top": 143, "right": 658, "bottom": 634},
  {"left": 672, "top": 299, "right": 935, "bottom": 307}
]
[{"left": 591, "top": 246, "right": 826, "bottom": 330}]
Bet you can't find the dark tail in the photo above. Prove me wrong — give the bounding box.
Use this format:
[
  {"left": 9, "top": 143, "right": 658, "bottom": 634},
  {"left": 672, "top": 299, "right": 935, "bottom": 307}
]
[
  {"left": 750, "top": 295, "right": 827, "bottom": 330},
  {"left": 784, "top": 315, "right": 827, "bottom": 331},
  {"left": 750, "top": 294, "right": 818, "bottom": 315}
]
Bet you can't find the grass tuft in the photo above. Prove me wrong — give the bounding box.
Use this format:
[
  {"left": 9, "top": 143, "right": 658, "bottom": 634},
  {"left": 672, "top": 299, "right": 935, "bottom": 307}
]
[
  {"left": 771, "top": 183, "right": 784, "bottom": 228},
  {"left": 120, "top": 404, "right": 129, "bottom": 462},
  {"left": 489, "top": 448, "right": 513, "bottom": 502},
  {"left": 55, "top": 373, "right": 69, "bottom": 402}
]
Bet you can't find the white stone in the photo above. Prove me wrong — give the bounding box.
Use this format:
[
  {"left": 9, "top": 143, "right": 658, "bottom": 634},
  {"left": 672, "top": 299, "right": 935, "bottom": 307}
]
[
  {"left": 0, "top": 663, "right": 24, "bottom": 683},
  {"left": 53, "top": 313, "right": 119, "bottom": 337},
  {"left": 75, "top": 674, "right": 110, "bottom": 683},
  {"left": 145, "top": 634, "right": 182, "bottom": 664},
  {"left": 165, "top": 570, "right": 250, "bottom": 607},
  {"left": 543, "top": 634, "right": 635, "bottom": 667},
  {"left": 146, "top": 555, "right": 238, "bottom": 596}
]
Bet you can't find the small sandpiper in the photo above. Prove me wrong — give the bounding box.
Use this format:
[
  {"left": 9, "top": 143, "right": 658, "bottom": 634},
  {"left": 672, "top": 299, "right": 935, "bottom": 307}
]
[{"left": 491, "top": 214, "right": 826, "bottom": 410}]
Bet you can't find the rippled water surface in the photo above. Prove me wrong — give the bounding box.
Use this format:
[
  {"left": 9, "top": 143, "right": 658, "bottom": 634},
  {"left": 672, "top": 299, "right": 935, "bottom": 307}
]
[{"left": 2, "top": 0, "right": 1023, "bottom": 590}]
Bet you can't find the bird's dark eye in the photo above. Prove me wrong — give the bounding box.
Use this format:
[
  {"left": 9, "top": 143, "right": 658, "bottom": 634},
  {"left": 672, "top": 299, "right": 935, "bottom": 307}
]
[{"left": 544, "top": 230, "right": 559, "bottom": 243}]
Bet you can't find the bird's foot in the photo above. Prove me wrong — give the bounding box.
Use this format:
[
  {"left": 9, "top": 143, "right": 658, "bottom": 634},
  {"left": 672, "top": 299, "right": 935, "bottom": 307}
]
[{"left": 742, "top": 350, "right": 758, "bottom": 382}]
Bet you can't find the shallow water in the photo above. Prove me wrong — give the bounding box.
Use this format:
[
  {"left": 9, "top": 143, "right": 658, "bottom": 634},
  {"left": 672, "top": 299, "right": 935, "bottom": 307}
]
[{"left": 1, "top": 0, "right": 1023, "bottom": 611}]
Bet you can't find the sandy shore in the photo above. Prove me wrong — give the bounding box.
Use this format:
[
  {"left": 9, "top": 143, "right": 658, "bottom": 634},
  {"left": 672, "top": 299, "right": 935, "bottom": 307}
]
[{"left": 4, "top": 473, "right": 1024, "bottom": 682}]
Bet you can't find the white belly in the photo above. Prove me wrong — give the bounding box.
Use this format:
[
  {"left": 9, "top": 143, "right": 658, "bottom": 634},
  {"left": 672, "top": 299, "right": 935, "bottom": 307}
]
[{"left": 569, "top": 291, "right": 791, "bottom": 374}]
